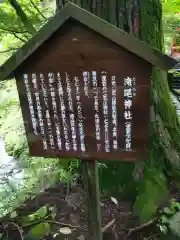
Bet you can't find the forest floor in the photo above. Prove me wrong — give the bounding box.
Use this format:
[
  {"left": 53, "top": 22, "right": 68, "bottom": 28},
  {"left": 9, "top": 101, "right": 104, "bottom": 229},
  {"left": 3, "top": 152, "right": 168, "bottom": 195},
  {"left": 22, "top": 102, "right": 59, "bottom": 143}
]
[{"left": 0, "top": 181, "right": 169, "bottom": 240}]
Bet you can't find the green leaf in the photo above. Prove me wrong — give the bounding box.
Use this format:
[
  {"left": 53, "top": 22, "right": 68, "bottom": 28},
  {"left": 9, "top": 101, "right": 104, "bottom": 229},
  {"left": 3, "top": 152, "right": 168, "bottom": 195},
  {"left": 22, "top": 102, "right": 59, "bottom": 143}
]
[
  {"left": 10, "top": 211, "right": 17, "bottom": 218},
  {"left": 171, "top": 200, "right": 180, "bottom": 211},
  {"left": 22, "top": 213, "right": 36, "bottom": 225},
  {"left": 22, "top": 205, "right": 48, "bottom": 225},
  {"left": 160, "top": 215, "right": 170, "bottom": 224},
  {"left": 163, "top": 207, "right": 174, "bottom": 215},
  {"left": 27, "top": 223, "right": 50, "bottom": 239},
  {"left": 35, "top": 205, "right": 48, "bottom": 219},
  {"left": 159, "top": 225, "right": 168, "bottom": 234}
]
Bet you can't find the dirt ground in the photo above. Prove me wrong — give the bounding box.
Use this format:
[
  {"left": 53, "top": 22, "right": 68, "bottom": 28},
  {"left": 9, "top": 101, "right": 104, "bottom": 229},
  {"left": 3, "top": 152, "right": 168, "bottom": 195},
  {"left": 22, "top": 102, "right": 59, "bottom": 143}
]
[{"left": 0, "top": 180, "right": 167, "bottom": 240}]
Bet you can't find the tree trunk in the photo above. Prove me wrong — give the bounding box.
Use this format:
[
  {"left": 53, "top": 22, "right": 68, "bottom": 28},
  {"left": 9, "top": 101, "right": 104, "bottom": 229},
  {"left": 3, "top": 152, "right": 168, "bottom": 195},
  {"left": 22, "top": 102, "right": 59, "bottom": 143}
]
[
  {"left": 8, "top": 0, "right": 36, "bottom": 35},
  {"left": 56, "top": 0, "right": 180, "bottom": 223}
]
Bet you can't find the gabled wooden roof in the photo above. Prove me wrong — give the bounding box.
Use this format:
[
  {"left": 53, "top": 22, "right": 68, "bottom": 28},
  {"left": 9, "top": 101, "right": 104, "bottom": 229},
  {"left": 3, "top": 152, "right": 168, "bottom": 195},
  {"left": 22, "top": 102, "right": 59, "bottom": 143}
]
[{"left": 0, "top": 2, "right": 177, "bottom": 80}]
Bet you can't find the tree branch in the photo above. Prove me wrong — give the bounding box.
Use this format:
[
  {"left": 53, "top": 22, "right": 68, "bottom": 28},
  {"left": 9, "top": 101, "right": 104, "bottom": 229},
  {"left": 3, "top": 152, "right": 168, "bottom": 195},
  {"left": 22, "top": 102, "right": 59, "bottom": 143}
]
[
  {"left": 5, "top": 222, "right": 24, "bottom": 240},
  {"left": 29, "top": 0, "right": 47, "bottom": 21},
  {"left": 11, "top": 32, "right": 27, "bottom": 43},
  {"left": 7, "top": 0, "right": 36, "bottom": 35},
  {"left": 43, "top": 220, "right": 86, "bottom": 231},
  {"left": 0, "top": 48, "right": 19, "bottom": 53},
  {"left": 0, "top": 26, "right": 27, "bottom": 34},
  {"left": 126, "top": 217, "right": 158, "bottom": 236},
  {"left": 0, "top": 22, "right": 28, "bottom": 43},
  {"left": 22, "top": 217, "right": 86, "bottom": 231}
]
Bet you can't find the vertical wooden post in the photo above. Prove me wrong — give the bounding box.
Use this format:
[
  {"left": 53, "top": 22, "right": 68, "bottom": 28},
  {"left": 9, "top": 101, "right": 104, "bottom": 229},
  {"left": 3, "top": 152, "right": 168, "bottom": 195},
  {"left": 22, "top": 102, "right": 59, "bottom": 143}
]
[{"left": 81, "top": 159, "right": 103, "bottom": 240}]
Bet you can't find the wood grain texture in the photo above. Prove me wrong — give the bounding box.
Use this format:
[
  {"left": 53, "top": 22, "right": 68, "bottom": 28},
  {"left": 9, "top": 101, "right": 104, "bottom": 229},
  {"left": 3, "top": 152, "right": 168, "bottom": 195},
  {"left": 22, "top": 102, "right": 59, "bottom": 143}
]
[{"left": 81, "top": 160, "right": 102, "bottom": 239}]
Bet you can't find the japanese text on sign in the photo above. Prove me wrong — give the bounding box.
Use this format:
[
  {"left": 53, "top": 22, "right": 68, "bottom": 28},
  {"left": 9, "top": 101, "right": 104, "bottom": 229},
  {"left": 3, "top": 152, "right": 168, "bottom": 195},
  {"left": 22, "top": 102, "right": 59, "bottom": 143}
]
[
  {"left": 91, "top": 71, "right": 101, "bottom": 152},
  {"left": 23, "top": 72, "right": 140, "bottom": 158},
  {"left": 112, "top": 76, "right": 118, "bottom": 150},
  {"left": 124, "top": 77, "right": 136, "bottom": 151},
  {"left": 75, "top": 76, "right": 86, "bottom": 152}
]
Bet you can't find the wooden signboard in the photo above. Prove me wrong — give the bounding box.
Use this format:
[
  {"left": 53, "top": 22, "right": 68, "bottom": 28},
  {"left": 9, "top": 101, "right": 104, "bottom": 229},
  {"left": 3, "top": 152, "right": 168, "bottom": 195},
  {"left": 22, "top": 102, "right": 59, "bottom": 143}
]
[{"left": 15, "top": 20, "right": 151, "bottom": 161}]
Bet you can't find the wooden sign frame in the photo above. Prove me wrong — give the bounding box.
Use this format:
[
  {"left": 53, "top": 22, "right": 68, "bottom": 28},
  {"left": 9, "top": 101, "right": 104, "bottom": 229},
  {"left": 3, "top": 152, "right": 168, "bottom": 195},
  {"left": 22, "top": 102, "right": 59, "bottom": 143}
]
[{"left": 14, "top": 20, "right": 152, "bottom": 162}]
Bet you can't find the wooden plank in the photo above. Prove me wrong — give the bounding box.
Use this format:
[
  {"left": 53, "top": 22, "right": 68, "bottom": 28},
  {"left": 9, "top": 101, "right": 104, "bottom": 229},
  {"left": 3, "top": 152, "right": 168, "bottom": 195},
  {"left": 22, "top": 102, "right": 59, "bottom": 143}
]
[{"left": 81, "top": 159, "right": 102, "bottom": 240}]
